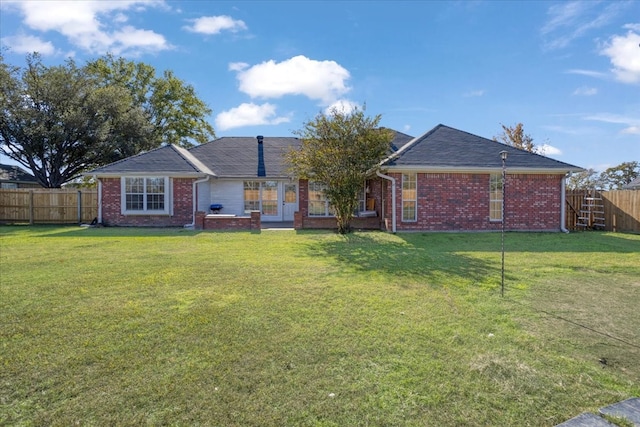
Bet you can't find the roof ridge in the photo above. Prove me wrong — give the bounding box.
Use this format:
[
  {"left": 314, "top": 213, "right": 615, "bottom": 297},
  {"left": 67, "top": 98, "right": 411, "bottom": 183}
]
[
  {"left": 171, "top": 145, "right": 216, "bottom": 176},
  {"left": 381, "top": 124, "right": 444, "bottom": 165}
]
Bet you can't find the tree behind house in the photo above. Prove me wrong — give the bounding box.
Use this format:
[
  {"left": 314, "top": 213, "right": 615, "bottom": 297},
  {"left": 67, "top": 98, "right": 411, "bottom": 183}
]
[
  {"left": 493, "top": 123, "right": 536, "bottom": 152},
  {"left": 566, "top": 161, "right": 639, "bottom": 190},
  {"left": 287, "top": 107, "right": 393, "bottom": 234},
  {"left": 0, "top": 53, "right": 215, "bottom": 188}
]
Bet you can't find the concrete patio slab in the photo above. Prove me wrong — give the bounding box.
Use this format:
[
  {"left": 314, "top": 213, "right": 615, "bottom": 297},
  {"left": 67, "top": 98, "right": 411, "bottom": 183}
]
[
  {"left": 599, "top": 398, "right": 640, "bottom": 426},
  {"left": 556, "top": 412, "right": 617, "bottom": 426}
]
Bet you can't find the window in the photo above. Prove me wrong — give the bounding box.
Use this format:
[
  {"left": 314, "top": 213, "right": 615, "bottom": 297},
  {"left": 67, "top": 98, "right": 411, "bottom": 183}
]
[
  {"left": 244, "top": 181, "right": 260, "bottom": 212},
  {"left": 402, "top": 173, "right": 417, "bottom": 221},
  {"left": 261, "top": 181, "right": 278, "bottom": 216},
  {"left": 244, "top": 181, "right": 280, "bottom": 215},
  {"left": 489, "top": 174, "right": 503, "bottom": 221},
  {"left": 308, "top": 181, "right": 333, "bottom": 216},
  {"left": 122, "top": 177, "right": 169, "bottom": 214}
]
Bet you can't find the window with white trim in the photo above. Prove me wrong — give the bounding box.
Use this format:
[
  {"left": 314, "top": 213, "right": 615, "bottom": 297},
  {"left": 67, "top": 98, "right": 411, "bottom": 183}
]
[
  {"left": 243, "top": 181, "right": 260, "bottom": 212},
  {"left": 308, "top": 181, "right": 334, "bottom": 217},
  {"left": 402, "top": 173, "right": 417, "bottom": 222},
  {"left": 489, "top": 174, "right": 503, "bottom": 221},
  {"left": 122, "top": 177, "right": 169, "bottom": 214}
]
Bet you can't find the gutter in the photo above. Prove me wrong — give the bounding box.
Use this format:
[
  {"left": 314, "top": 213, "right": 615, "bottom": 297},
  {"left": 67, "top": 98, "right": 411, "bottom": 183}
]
[
  {"left": 376, "top": 171, "right": 396, "bottom": 233},
  {"left": 560, "top": 173, "right": 569, "bottom": 233},
  {"left": 95, "top": 175, "right": 102, "bottom": 224},
  {"left": 185, "top": 175, "right": 210, "bottom": 228}
]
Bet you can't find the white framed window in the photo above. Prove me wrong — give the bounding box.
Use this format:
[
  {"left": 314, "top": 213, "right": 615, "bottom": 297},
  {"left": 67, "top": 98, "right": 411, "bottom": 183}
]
[
  {"left": 121, "top": 177, "right": 169, "bottom": 214},
  {"left": 308, "top": 181, "right": 334, "bottom": 217},
  {"left": 243, "top": 181, "right": 260, "bottom": 212},
  {"left": 243, "top": 181, "right": 280, "bottom": 215},
  {"left": 402, "top": 173, "right": 417, "bottom": 222},
  {"left": 489, "top": 174, "right": 503, "bottom": 222}
]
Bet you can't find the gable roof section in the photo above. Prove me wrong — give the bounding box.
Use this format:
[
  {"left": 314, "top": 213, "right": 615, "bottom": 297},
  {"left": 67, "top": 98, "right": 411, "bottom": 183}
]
[
  {"left": 189, "top": 136, "right": 301, "bottom": 178},
  {"left": 89, "top": 144, "right": 214, "bottom": 176},
  {"left": 0, "top": 164, "right": 39, "bottom": 183},
  {"left": 383, "top": 124, "right": 583, "bottom": 173}
]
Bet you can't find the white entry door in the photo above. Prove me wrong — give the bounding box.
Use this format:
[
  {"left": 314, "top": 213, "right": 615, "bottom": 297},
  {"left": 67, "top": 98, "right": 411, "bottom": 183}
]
[{"left": 283, "top": 183, "right": 297, "bottom": 221}]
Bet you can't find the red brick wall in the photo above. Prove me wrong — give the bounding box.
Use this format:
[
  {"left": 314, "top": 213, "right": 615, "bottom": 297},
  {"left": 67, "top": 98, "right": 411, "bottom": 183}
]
[
  {"left": 199, "top": 211, "right": 261, "bottom": 230},
  {"left": 382, "top": 172, "right": 563, "bottom": 231},
  {"left": 99, "top": 177, "right": 196, "bottom": 227}
]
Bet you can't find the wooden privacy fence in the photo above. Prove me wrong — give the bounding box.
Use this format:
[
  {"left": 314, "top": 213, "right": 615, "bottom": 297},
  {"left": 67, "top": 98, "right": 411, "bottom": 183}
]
[
  {"left": 566, "top": 190, "right": 640, "bottom": 233},
  {"left": 0, "top": 189, "right": 98, "bottom": 224}
]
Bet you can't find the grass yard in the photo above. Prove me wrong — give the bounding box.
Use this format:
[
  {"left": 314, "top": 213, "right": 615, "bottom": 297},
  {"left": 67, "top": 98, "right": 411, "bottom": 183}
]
[{"left": 1, "top": 226, "right": 639, "bottom": 426}]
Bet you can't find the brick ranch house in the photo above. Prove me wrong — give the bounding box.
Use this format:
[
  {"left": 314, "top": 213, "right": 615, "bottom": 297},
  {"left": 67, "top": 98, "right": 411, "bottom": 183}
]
[{"left": 87, "top": 124, "right": 583, "bottom": 232}]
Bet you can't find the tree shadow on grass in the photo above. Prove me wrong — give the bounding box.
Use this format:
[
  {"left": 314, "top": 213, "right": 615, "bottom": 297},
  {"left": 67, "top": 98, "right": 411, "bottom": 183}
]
[{"left": 303, "top": 232, "right": 500, "bottom": 289}]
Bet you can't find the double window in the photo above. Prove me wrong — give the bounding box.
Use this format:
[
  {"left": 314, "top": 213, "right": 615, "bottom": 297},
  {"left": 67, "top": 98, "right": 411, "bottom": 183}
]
[
  {"left": 402, "top": 173, "right": 417, "bottom": 222},
  {"left": 489, "top": 174, "right": 503, "bottom": 221},
  {"left": 122, "top": 177, "right": 169, "bottom": 214},
  {"left": 308, "top": 181, "right": 334, "bottom": 217},
  {"left": 244, "top": 181, "right": 279, "bottom": 215}
]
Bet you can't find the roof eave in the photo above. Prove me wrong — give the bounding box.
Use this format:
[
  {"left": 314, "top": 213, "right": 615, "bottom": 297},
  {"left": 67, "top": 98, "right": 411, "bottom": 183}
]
[
  {"left": 384, "top": 165, "right": 585, "bottom": 174},
  {"left": 89, "top": 172, "right": 212, "bottom": 178}
]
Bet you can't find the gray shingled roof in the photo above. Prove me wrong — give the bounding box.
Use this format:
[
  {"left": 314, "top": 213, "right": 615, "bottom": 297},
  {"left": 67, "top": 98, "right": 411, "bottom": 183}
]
[
  {"left": 189, "top": 136, "right": 301, "bottom": 178},
  {"left": 623, "top": 176, "right": 640, "bottom": 189},
  {"left": 90, "top": 144, "right": 213, "bottom": 175},
  {"left": 0, "top": 164, "right": 38, "bottom": 183},
  {"left": 383, "top": 124, "right": 583, "bottom": 172},
  {"left": 387, "top": 129, "right": 414, "bottom": 152}
]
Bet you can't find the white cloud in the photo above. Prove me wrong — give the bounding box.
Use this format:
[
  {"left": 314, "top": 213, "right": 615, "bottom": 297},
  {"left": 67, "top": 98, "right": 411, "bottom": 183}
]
[
  {"left": 231, "top": 55, "right": 351, "bottom": 105},
  {"left": 600, "top": 28, "right": 640, "bottom": 84},
  {"left": 8, "top": 0, "right": 171, "bottom": 56},
  {"left": 624, "top": 23, "right": 640, "bottom": 31},
  {"left": 541, "top": 1, "right": 625, "bottom": 50},
  {"left": 1, "top": 34, "right": 56, "bottom": 55},
  {"left": 228, "top": 62, "right": 248, "bottom": 72},
  {"left": 463, "top": 89, "right": 486, "bottom": 97},
  {"left": 565, "top": 69, "right": 608, "bottom": 79},
  {"left": 572, "top": 86, "right": 598, "bottom": 96},
  {"left": 534, "top": 144, "right": 563, "bottom": 156},
  {"left": 324, "top": 100, "right": 360, "bottom": 115},
  {"left": 584, "top": 112, "right": 640, "bottom": 134},
  {"left": 621, "top": 126, "right": 640, "bottom": 135},
  {"left": 215, "top": 103, "right": 291, "bottom": 131},
  {"left": 183, "top": 15, "right": 247, "bottom": 35}
]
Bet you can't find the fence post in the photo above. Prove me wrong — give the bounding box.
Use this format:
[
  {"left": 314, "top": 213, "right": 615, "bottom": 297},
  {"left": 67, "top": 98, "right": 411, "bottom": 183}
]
[
  {"left": 77, "top": 190, "right": 82, "bottom": 224},
  {"left": 29, "top": 190, "right": 34, "bottom": 225}
]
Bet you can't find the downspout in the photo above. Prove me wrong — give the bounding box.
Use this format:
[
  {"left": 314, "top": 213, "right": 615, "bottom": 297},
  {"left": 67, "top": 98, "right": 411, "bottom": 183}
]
[
  {"left": 560, "top": 173, "right": 569, "bottom": 233},
  {"left": 376, "top": 171, "right": 396, "bottom": 233},
  {"left": 185, "top": 175, "right": 210, "bottom": 228},
  {"left": 95, "top": 175, "right": 102, "bottom": 224}
]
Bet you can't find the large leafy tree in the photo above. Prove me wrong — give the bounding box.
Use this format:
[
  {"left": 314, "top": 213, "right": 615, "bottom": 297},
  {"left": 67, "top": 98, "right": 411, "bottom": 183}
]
[
  {"left": 600, "top": 161, "right": 639, "bottom": 190},
  {"left": 566, "top": 161, "right": 639, "bottom": 190},
  {"left": 493, "top": 122, "right": 536, "bottom": 152},
  {"left": 566, "top": 168, "right": 605, "bottom": 190},
  {"left": 85, "top": 54, "right": 214, "bottom": 148},
  {"left": 287, "top": 106, "right": 393, "bottom": 234},
  {"left": 0, "top": 53, "right": 215, "bottom": 187}
]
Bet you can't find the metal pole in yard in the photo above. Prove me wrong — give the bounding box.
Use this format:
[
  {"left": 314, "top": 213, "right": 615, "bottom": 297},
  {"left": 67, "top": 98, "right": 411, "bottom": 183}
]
[{"left": 500, "top": 151, "right": 508, "bottom": 297}]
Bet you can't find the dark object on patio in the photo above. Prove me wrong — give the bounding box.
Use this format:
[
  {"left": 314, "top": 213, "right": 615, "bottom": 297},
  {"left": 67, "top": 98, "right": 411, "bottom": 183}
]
[{"left": 210, "top": 204, "right": 223, "bottom": 214}]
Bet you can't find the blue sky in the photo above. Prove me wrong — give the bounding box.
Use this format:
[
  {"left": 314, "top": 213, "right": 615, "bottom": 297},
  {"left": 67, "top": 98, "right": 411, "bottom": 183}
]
[{"left": 1, "top": 0, "right": 639, "bottom": 171}]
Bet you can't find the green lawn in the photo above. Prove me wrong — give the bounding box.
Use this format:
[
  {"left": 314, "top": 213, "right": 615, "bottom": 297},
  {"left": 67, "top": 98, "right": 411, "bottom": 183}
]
[{"left": 1, "top": 226, "right": 639, "bottom": 426}]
